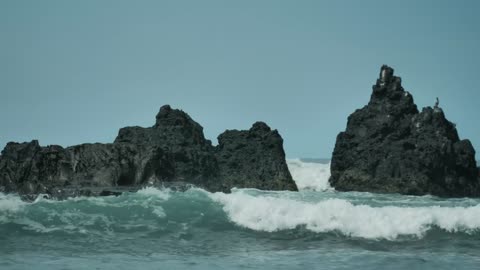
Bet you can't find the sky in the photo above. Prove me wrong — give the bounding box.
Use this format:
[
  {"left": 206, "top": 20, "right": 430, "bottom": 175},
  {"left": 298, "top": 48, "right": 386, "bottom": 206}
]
[{"left": 1, "top": 0, "right": 479, "bottom": 158}]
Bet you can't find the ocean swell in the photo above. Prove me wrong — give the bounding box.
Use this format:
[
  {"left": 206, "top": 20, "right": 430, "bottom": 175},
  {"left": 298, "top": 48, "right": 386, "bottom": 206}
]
[{"left": 2, "top": 160, "right": 480, "bottom": 241}]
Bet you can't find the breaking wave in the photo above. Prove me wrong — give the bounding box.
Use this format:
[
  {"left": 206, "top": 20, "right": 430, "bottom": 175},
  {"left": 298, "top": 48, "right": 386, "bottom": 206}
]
[
  {"left": 210, "top": 189, "right": 480, "bottom": 240},
  {"left": 2, "top": 183, "right": 480, "bottom": 241},
  {"left": 287, "top": 159, "right": 332, "bottom": 191}
]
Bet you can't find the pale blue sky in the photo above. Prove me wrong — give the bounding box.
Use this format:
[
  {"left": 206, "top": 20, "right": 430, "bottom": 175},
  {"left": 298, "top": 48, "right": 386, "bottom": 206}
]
[{"left": 1, "top": 0, "right": 479, "bottom": 158}]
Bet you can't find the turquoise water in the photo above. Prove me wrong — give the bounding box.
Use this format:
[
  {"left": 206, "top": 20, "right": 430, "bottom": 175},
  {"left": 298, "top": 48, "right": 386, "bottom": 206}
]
[{"left": 1, "top": 161, "right": 480, "bottom": 269}]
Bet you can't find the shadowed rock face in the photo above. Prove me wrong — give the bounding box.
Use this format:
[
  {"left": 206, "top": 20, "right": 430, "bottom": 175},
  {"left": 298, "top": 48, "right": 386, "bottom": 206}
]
[
  {"left": 330, "top": 65, "right": 479, "bottom": 197},
  {"left": 0, "top": 105, "right": 297, "bottom": 199},
  {"left": 215, "top": 122, "right": 297, "bottom": 191}
]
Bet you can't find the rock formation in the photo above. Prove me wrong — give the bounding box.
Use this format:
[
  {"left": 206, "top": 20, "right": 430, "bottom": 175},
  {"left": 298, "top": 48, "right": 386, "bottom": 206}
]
[
  {"left": 215, "top": 122, "right": 297, "bottom": 191},
  {"left": 330, "top": 65, "right": 479, "bottom": 197},
  {"left": 0, "top": 105, "right": 297, "bottom": 199}
]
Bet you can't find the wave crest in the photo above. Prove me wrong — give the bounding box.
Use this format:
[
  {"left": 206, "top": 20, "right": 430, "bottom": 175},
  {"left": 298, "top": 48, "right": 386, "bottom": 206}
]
[{"left": 210, "top": 190, "right": 480, "bottom": 239}]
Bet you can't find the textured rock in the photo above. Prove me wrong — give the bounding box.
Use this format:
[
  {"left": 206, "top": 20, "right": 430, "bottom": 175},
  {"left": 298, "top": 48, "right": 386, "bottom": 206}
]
[
  {"left": 330, "top": 65, "right": 479, "bottom": 197},
  {"left": 215, "top": 122, "right": 297, "bottom": 191},
  {"left": 0, "top": 105, "right": 297, "bottom": 199}
]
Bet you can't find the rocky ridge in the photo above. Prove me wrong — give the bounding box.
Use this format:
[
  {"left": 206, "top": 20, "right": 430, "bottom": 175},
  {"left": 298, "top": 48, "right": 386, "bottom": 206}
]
[{"left": 0, "top": 105, "right": 297, "bottom": 199}]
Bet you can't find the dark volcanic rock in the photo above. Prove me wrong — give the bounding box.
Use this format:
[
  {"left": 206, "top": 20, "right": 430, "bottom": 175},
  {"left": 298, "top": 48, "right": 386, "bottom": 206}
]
[
  {"left": 113, "top": 105, "right": 219, "bottom": 188},
  {"left": 330, "top": 65, "right": 479, "bottom": 197},
  {"left": 0, "top": 105, "right": 297, "bottom": 198},
  {"left": 215, "top": 122, "right": 297, "bottom": 191}
]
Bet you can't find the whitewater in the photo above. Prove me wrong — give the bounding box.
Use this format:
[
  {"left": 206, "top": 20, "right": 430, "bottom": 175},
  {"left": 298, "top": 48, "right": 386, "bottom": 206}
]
[{"left": 1, "top": 159, "right": 480, "bottom": 269}]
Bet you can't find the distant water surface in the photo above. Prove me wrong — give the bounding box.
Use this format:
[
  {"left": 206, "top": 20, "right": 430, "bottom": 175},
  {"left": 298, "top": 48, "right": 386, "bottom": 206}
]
[{"left": 1, "top": 159, "right": 479, "bottom": 270}]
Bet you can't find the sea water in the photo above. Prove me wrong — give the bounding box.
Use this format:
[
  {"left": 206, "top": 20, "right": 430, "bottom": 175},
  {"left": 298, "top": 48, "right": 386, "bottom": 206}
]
[{"left": 1, "top": 159, "right": 480, "bottom": 270}]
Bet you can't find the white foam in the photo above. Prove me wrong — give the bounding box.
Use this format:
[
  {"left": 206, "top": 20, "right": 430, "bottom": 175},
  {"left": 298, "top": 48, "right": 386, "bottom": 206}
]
[
  {"left": 137, "top": 187, "right": 171, "bottom": 201},
  {"left": 152, "top": 207, "right": 167, "bottom": 218},
  {"left": 0, "top": 192, "right": 28, "bottom": 213},
  {"left": 209, "top": 190, "right": 480, "bottom": 240},
  {"left": 287, "top": 159, "right": 332, "bottom": 191}
]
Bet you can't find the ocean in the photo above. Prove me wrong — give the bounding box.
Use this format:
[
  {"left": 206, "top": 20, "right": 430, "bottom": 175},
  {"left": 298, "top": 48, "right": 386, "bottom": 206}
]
[{"left": 1, "top": 159, "right": 479, "bottom": 270}]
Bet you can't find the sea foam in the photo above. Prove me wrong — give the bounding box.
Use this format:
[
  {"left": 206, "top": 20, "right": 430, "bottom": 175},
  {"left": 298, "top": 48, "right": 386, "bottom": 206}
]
[
  {"left": 0, "top": 192, "right": 27, "bottom": 213},
  {"left": 287, "top": 159, "right": 332, "bottom": 191},
  {"left": 137, "top": 186, "right": 172, "bottom": 201}
]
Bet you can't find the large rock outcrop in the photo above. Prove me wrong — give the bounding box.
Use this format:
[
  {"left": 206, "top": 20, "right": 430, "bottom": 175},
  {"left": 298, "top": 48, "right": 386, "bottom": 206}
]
[
  {"left": 330, "top": 65, "right": 479, "bottom": 197},
  {"left": 215, "top": 122, "right": 297, "bottom": 191},
  {"left": 0, "top": 105, "right": 297, "bottom": 198}
]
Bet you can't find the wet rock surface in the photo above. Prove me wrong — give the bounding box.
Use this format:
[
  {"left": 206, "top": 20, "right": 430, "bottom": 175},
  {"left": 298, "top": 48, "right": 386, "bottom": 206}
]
[
  {"left": 0, "top": 105, "right": 297, "bottom": 199},
  {"left": 330, "top": 65, "right": 479, "bottom": 197}
]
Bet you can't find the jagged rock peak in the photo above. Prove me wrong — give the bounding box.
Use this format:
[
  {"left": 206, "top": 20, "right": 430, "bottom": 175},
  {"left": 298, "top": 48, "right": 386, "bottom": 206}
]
[
  {"left": 377, "top": 65, "right": 395, "bottom": 85},
  {"left": 115, "top": 104, "right": 208, "bottom": 146},
  {"left": 155, "top": 104, "right": 199, "bottom": 128},
  {"left": 330, "top": 64, "right": 479, "bottom": 197},
  {"left": 250, "top": 121, "right": 272, "bottom": 133},
  {"left": 373, "top": 65, "right": 404, "bottom": 93},
  {"left": 361, "top": 65, "right": 418, "bottom": 118}
]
